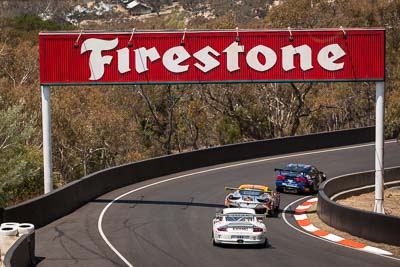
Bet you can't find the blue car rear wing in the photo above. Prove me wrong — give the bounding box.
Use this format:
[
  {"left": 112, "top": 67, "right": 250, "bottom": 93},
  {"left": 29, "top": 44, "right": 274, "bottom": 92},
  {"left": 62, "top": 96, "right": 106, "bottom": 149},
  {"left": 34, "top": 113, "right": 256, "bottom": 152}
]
[{"left": 274, "top": 168, "right": 306, "bottom": 176}]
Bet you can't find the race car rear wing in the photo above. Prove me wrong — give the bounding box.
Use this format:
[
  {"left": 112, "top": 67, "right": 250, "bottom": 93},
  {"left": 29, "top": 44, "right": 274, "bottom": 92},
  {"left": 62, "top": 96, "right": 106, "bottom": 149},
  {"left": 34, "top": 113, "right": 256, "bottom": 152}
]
[
  {"left": 214, "top": 213, "right": 266, "bottom": 219},
  {"left": 225, "top": 186, "right": 240, "bottom": 191},
  {"left": 274, "top": 168, "right": 306, "bottom": 175},
  {"left": 274, "top": 168, "right": 325, "bottom": 177},
  {"left": 225, "top": 187, "right": 272, "bottom": 193}
]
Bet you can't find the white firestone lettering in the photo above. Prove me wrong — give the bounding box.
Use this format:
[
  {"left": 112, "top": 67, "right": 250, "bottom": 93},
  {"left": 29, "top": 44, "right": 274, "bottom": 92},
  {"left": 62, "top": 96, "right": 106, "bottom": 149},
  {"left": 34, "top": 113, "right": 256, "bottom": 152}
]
[
  {"left": 135, "top": 47, "right": 160, "bottom": 74},
  {"left": 246, "top": 45, "right": 277, "bottom": 71},
  {"left": 117, "top": 48, "right": 130, "bottom": 74},
  {"left": 81, "top": 38, "right": 118, "bottom": 80},
  {"left": 162, "top": 46, "right": 191, "bottom": 73},
  {"left": 281, "top": 45, "right": 313, "bottom": 71},
  {"left": 317, "top": 44, "right": 346, "bottom": 71},
  {"left": 193, "top": 46, "right": 220, "bottom": 73},
  {"left": 223, "top": 42, "right": 245, "bottom": 72},
  {"left": 80, "top": 38, "right": 347, "bottom": 78}
]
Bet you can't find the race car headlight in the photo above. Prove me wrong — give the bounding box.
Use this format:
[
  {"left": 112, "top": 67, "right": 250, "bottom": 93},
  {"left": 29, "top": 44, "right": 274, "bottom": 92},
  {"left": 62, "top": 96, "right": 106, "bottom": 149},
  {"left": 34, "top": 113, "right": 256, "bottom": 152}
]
[{"left": 228, "top": 194, "right": 240, "bottom": 200}]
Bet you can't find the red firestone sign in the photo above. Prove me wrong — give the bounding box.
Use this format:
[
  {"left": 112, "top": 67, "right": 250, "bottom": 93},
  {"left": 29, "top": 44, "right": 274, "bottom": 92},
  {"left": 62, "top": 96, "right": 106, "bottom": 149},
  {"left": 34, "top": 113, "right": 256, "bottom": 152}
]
[{"left": 39, "top": 29, "right": 385, "bottom": 85}]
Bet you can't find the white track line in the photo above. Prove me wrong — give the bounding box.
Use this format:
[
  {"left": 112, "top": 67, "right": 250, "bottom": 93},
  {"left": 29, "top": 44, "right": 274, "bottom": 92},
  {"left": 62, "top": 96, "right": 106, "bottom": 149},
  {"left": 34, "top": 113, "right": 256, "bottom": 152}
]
[{"left": 98, "top": 140, "right": 399, "bottom": 266}]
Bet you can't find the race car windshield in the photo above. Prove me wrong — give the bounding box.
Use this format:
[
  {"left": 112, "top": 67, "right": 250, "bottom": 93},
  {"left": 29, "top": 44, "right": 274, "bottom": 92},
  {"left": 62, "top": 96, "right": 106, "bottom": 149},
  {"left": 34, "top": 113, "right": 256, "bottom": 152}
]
[
  {"left": 284, "top": 166, "right": 306, "bottom": 173},
  {"left": 240, "top": 189, "right": 263, "bottom": 196},
  {"left": 225, "top": 215, "right": 253, "bottom": 222}
]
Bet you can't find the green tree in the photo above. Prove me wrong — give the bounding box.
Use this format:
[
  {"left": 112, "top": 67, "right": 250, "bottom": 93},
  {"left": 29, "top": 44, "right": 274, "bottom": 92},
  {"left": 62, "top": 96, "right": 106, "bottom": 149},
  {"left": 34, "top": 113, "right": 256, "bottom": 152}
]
[{"left": 0, "top": 104, "right": 42, "bottom": 207}]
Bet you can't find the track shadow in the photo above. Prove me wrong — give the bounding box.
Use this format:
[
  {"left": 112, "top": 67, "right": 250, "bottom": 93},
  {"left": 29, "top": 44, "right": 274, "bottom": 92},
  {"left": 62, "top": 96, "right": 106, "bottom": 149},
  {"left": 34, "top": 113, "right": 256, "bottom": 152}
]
[
  {"left": 92, "top": 198, "right": 226, "bottom": 209},
  {"left": 93, "top": 198, "right": 289, "bottom": 219},
  {"left": 34, "top": 256, "right": 45, "bottom": 265}
]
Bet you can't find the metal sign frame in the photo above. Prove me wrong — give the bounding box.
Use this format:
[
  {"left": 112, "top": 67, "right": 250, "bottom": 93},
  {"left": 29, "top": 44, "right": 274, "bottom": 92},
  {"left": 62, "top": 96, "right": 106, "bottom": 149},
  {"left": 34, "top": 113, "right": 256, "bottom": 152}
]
[{"left": 39, "top": 28, "right": 386, "bottom": 213}]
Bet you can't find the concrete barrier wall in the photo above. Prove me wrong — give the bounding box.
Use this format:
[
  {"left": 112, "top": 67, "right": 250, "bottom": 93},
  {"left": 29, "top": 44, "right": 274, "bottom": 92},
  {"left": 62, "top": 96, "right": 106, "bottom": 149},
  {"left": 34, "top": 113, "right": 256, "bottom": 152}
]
[
  {"left": 318, "top": 167, "right": 400, "bottom": 246},
  {"left": 1, "top": 127, "right": 374, "bottom": 228},
  {"left": 3, "top": 233, "right": 35, "bottom": 267}
]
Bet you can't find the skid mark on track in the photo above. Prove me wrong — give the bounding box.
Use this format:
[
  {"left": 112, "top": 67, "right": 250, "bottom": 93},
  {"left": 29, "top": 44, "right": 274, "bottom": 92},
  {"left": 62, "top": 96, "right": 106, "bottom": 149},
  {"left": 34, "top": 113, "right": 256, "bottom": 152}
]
[
  {"left": 182, "top": 197, "right": 194, "bottom": 210},
  {"left": 129, "top": 196, "right": 144, "bottom": 209}
]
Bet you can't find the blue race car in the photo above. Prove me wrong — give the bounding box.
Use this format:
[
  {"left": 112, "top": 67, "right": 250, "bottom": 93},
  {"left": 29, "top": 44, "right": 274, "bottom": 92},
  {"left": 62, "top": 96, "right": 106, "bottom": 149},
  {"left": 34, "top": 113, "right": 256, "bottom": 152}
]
[{"left": 275, "top": 164, "right": 326, "bottom": 194}]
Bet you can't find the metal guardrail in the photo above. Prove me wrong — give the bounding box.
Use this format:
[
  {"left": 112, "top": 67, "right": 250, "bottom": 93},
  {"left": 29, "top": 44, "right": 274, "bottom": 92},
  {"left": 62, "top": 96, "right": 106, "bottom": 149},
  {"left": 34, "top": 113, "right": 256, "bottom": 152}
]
[
  {"left": 3, "top": 233, "right": 35, "bottom": 267},
  {"left": 317, "top": 166, "right": 400, "bottom": 246}
]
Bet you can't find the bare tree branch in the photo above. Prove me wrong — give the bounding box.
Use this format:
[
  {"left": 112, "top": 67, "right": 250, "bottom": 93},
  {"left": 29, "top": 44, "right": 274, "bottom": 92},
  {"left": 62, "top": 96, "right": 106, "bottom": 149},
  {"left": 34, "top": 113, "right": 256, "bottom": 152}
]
[{"left": 137, "top": 85, "right": 162, "bottom": 128}]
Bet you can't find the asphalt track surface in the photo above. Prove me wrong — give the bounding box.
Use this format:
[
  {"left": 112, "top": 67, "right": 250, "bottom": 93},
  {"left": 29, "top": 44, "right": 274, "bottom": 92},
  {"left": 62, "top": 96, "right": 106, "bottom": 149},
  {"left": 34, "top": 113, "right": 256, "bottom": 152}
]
[{"left": 36, "top": 141, "right": 400, "bottom": 267}]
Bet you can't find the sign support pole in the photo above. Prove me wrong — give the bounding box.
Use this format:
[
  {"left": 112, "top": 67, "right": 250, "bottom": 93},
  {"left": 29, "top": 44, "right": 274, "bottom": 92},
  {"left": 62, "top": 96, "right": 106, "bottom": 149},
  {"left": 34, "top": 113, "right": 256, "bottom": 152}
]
[
  {"left": 41, "top": 85, "right": 53, "bottom": 194},
  {"left": 374, "top": 81, "right": 384, "bottom": 214}
]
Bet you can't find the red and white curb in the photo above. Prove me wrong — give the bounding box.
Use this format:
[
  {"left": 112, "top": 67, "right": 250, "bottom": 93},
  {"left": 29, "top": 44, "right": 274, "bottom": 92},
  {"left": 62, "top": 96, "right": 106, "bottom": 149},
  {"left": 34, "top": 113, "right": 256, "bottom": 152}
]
[{"left": 294, "top": 197, "right": 393, "bottom": 256}]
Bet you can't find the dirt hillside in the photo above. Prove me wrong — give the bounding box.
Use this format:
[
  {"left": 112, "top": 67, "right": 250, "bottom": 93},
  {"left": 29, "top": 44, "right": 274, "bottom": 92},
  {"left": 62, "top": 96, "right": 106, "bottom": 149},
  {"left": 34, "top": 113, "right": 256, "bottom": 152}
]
[{"left": 337, "top": 186, "right": 400, "bottom": 217}]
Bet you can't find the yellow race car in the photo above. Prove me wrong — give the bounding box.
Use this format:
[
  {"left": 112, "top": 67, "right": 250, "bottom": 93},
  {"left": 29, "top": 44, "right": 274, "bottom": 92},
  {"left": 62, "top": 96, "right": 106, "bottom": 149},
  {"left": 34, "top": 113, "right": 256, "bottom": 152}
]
[{"left": 224, "top": 184, "right": 280, "bottom": 216}]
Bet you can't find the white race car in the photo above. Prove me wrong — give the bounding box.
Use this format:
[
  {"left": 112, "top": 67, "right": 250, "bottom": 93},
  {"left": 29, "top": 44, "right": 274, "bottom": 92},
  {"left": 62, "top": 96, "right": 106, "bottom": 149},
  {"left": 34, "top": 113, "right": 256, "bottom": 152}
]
[{"left": 212, "top": 208, "right": 267, "bottom": 246}]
